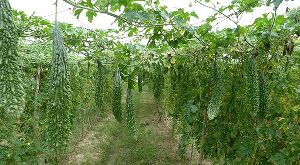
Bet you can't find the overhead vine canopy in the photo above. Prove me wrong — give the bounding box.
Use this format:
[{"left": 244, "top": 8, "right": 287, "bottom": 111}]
[{"left": 0, "top": 0, "right": 299, "bottom": 164}]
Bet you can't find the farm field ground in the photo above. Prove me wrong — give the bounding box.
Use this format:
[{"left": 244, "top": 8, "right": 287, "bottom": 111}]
[{"left": 62, "top": 89, "right": 202, "bottom": 165}]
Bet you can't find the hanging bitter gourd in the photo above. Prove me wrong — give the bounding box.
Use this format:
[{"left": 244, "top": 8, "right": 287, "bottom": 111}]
[
  {"left": 138, "top": 71, "right": 143, "bottom": 93},
  {"left": 112, "top": 68, "right": 122, "bottom": 122},
  {"left": 171, "top": 66, "right": 187, "bottom": 129},
  {"left": 245, "top": 56, "right": 259, "bottom": 115},
  {"left": 126, "top": 77, "right": 136, "bottom": 135},
  {"left": 152, "top": 63, "right": 164, "bottom": 101},
  {"left": 207, "top": 61, "right": 222, "bottom": 120},
  {"left": 0, "top": 0, "right": 25, "bottom": 118},
  {"left": 45, "top": 23, "right": 72, "bottom": 156},
  {"left": 258, "top": 71, "right": 267, "bottom": 118},
  {"left": 95, "top": 60, "right": 105, "bottom": 110}
]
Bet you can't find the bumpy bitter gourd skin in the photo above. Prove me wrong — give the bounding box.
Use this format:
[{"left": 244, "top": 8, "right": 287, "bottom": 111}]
[
  {"left": 46, "top": 24, "right": 72, "bottom": 155},
  {"left": 0, "top": 0, "right": 25, "bottom": 118},
  {"left": 207, "top": 62, "right": 222, "bottom": 120},
  {"left": 246, "top": 56, "right": 259, "bottom": 115},
  {"left": 126, "top": 77, "right": 136, "bottom": 134},
  {"left": 112, "top": 68, "right": 122, "bottom": 122}
]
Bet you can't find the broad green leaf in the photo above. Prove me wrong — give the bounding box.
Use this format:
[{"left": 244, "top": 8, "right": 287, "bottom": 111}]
[
  {"left": 86, "top": 11, "right": 97, "bottom": 23},
  {"left": 190, "top": 11, "right": 198, "bottom": 19},
  {"left": 74, "top": 9, "right": 83, "bottom": 19}
]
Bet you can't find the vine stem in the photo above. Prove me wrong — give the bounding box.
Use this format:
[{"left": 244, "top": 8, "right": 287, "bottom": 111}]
[
  {"left": 62, "top": 0, "right": 175, "bottom": 27},
  {"left": 62, "top": 0, "right": 132, "bottom": 25},
  {"left": 34, "top": 64, "right": 45, "bottom": 165},
  {"left": 197, "top": 80, "right": 210, "bottom": 165},
  {"left": 55, "top": 0, "right": 58, "bottom": 25},
  {"left": 195, "top": 0, "right": 237, "bottom": 25},
  {"left": 53, "top": 0, "right": 59, "bottom": 162},
  {"left": 198, "top": 109, "right": 207, "bottom": 165}
]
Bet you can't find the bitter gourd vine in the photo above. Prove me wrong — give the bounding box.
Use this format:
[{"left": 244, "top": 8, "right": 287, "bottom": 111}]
[
  {"left": 112, "top": 68, "right": 122, "bottom": 122},
  {"left": 0, "top": 0, "right": 25, "bottom": 118},
  {"left": 126, "top": 76, "right": 137, "bottom": 135},
  {"left": 178, "top": 105, "right": 191, "bottom": 156},
  {"left": 169, "top": 66, "right": 178, "bottom": 117},
  {"left": 95, "top": 60, "right": 105, "bottom": 110},
  {"left": 207, "top": 61, "right": 222, "bottom": 120},
  {"left": 171, "top": 66, "right": 183, "bottom": 123},
  {"left": 171, "top": 65, "right": 191, "bottom": 134},
  {"left": 45, "top": 23, "right": 72, "bottom": 158},
  {"left": 163, "top": 66, "right": 175, "bottom": 116}
]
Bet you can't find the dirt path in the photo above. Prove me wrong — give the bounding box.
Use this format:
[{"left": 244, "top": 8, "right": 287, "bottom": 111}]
[
  {"left": 61, "top": 115, "right": 117, "bottom": 165},
  {"left": 62, "top": 90, "right": 199, "bottom": 165}
]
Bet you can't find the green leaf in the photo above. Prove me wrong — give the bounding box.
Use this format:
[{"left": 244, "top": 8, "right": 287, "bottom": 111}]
[
  {"left": 128, "top": 27, "right": 138, "bottom": 37},
  {"left": 267, "top": 0, "right": 284, "bottom": 7},
  {"left": 74, "top": 9, "right": 83, "bottom": 19},
  {"left": 190, "top": 11, "right": 198, "bottom": 19},
  {"left": 86, "top": 11, "right": 97, "bottom": 22},
  {"left": 110, "top": 4, "right": 121, "bottom": 12},
  {"left": 86, "top": 0, "right": 93, "bottom": 8},
  {"left": 275, "top": 15, "right": 285, "bottom": 26},
  {"left": 128, "top": 3, "right": 144, "bottom": 11}
]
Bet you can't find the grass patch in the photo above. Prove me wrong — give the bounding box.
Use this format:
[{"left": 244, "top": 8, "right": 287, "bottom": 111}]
[
  {"left": 93, "top": 90, "right": 189, "bottom": 164},
  {"left": 64, "top": 89, "right": 193, "bottom": 165},
  {"left": 97, "top": 122, "right": 184, "bottom": 165}
]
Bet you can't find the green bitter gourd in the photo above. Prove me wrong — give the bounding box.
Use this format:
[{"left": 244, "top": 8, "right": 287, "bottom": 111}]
[
  {"left": 45, "top": 24, "right": 72, "bottom": 157},
  {"left": 246, "top": 56, "right": 259, "bottom": 115},
  {"left": 207, "top": 61, "right": 222, "bottom": 120},
  {"left": 126, "top": 77, "right": 136, "bottom": 135},
  {"left": 0, "top": 0, "right": 25, "bottom": 118},
  {"left": 112, "top": 68, "right": 122, "bottom": 122},
  {"left": 95, "top": 60, "right": 105, "bottom": 110}
]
